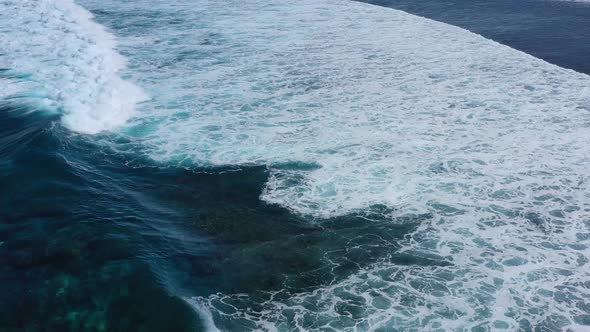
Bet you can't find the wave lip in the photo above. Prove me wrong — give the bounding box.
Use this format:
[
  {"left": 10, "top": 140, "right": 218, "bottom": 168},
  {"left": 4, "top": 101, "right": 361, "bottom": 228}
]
[{"left": 0, "top": 0, "right": 147, "bottom": 134}]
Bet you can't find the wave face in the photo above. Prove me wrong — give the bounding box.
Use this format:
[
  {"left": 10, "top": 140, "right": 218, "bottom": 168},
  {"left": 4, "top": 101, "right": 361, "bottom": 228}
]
[
  {"left": 0, "top": 0, "right": 146, "bottom": 134},
  {"left": 3, "top": 0, "right": 589, "bottom": 330}
]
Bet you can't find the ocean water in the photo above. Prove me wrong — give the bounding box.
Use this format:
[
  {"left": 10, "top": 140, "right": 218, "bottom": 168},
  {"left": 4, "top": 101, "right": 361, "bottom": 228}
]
[{"left": 1, "top": 0, "right": 589, "bottom": 331}]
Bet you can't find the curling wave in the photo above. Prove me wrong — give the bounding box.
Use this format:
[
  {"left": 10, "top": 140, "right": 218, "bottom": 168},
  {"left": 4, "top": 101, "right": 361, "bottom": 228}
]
[{"left": 0, "top": 0, "right": 147, "bottom": 134}]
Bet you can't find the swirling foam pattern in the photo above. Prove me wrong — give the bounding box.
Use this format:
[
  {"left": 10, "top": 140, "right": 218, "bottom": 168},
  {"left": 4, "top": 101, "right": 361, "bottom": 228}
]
[
  {"left": 0, "top": 0, "right": 146, "bottom": 134},
  {"left": 7, "top": 0, "right": 590, "bottom": 330},
  {"left": 86, "top": 0, "right": 589, "bottom": 329}
]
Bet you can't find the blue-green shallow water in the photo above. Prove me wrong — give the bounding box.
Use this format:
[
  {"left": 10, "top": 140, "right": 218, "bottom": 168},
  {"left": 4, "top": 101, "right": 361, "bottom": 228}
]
[
  {"left": 0, "top": 103, "right": 427, "bottom": 330},
  {"left": 0, "top": 104, "right": 202, "bottom": 331},
  {"left": 2, "top": 0, "right": 590, "bottom": 331}
]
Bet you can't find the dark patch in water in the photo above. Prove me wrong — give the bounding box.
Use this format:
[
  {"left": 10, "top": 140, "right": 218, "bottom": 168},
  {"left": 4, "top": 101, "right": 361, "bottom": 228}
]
[{"left": 0, "top": 101, "right": 425, "bottom": 331}]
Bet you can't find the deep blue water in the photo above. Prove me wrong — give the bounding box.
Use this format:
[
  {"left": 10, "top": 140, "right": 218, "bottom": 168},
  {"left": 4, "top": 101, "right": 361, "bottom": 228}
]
[{"left": 1, "top": 0, "right": 589, "bottom": 331}]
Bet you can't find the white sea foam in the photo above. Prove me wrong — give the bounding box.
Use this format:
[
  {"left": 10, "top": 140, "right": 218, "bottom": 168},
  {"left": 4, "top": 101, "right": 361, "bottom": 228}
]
[
  {"left": 0, "top": 0, "right": 147, "bottom": 133},
  {"left": 33, "top": 0, "right": 590, "bottom": 329},
  {"left": 185, "top": 298, "right": 223, "bottom": 332},
  {"left": 124, "top": 0, "right": 590, "bottom": 216},
  {"left": 96, "top": 0, "right": 590, "bottom": 329}
]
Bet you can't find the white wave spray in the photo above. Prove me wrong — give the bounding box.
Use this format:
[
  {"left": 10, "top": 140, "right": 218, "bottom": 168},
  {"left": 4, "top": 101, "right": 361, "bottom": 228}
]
[{"left": 0, "top": 0, "right": 147, "bottom": 134}]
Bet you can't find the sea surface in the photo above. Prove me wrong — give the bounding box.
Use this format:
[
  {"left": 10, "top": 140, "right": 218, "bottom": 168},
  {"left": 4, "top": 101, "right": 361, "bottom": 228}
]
[{"left": 1, "top": 0, "right": 589, "bottom": 331}]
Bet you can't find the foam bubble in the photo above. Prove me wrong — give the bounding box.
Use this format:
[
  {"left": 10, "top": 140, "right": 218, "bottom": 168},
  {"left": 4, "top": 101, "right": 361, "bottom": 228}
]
[{"left": 0, "top": 0, "right": 147, "bottom": 133}]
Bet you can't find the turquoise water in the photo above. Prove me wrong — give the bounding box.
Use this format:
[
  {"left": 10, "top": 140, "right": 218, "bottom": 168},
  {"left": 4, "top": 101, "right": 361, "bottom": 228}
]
[{"left": 1, "top": 0, "right": 589, "bottom": 331}]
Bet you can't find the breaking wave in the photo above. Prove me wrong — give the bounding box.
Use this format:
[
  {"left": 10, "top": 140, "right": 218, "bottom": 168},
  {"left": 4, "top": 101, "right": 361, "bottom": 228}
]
[{"left": 0, "top": 0, "right": 147, "bottom": 134}]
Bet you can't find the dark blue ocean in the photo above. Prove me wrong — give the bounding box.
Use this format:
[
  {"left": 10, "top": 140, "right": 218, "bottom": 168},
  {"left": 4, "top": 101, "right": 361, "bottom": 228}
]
[{"left": 1, "top": 0, "right": 589, "bottom": 331}]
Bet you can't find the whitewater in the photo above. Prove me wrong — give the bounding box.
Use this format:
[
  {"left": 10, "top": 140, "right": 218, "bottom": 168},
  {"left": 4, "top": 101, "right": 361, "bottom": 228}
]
[
  {"left": 1, "top": 0, "right": 589, "bottom": 330},
  {"left": 0, "top": 0, "right": 147, "bottom": 134}
]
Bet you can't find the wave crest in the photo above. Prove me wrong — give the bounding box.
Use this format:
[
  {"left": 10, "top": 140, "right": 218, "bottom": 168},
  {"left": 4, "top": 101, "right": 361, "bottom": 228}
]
[{"left": 0, "top": 0, "right": 147, "bottom": 134}]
